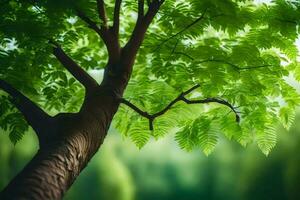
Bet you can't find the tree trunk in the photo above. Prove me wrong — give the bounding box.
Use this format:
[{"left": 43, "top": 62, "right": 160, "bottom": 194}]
[
  {"left": 0, "top": 1, "right": 164, "bottom": 198},
  {"left": 0, "top": 85, "right": 121, "bottom": 200}
]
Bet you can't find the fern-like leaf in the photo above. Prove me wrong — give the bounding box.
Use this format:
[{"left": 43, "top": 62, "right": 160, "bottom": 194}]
[{"left": 256, "top": 125, "right": 277, "bottom": 156}]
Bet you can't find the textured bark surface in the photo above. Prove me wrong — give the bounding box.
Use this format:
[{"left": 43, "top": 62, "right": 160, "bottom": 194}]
[
  {"left": 0, "top": 1, "right": 164, "bottom": 199},
  {"left": 0, "top": 86, "right": 121, "bottom": 200}
]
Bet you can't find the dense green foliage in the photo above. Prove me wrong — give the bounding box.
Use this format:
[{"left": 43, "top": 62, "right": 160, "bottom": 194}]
[{"left": 1, "top": 0, "right": 300, "bottom": 155}]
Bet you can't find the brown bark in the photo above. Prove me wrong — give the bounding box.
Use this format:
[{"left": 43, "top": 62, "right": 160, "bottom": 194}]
[
  {"left": 0, "top": 85, "right": 122, "bottom": 200},
  {"left": 0, "top": 1, "right": 164, "bottom": 199}
]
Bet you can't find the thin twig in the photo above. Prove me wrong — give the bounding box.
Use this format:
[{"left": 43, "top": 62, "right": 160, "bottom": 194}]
[
  {"left": 76, "top": 10, "right": 102, "bottom": 35},
  {"left": 120, "top": 84, "right": 240, "bottom": 130},
  {"left": 153, "top": 9, "right": 208, "bottom": 52},
  {"left": 173, "top": 52, "right": 194, "bottom": 60},
  {"left": 198, "top": 59, "right": 272, "bottom": 71}
]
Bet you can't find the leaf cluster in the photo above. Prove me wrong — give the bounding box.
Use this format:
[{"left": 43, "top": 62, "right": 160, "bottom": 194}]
[{"left": 1, "top": 0, "right": 300, "bottom": 154}]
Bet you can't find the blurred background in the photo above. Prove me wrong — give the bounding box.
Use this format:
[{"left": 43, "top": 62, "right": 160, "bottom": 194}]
[{"left": 1, "top": 113, "right": 300, "bottom": 200}]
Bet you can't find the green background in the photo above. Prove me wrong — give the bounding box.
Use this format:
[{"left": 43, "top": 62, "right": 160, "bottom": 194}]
[{"left": 1, "top": 113, "right": 300, "bottom": 200}]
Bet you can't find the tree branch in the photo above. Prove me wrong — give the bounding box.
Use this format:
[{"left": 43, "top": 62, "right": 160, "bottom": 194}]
[
  {"left": 122, "top": 0, "right": 165, "bottom": 67},
  {"left": 96, "top": 0, "right": 108, "bottom": 27},
  {"left": 76, "top": 10, "right": 102, "bottom": 35},
  {"left": 198, "top": 59, "right": 272, "bottom": 71},
  {"left": 173, "top": 52, "right": 194, "bottom": 60},
  {"left": 120, "top": 84, "right": 240, "bottom": 130},
  {"left": 76, "top": 10, "right": 120, "bottom": 62},
  {"left": 0, "top": 79, "right": 51, "bottom": 136},
  {"left": 103, "top": 0, "right": 164, "bottom": 85},
  {"left": 275, "top": 18, "right": 297, "bottom": 25},
  {"left": 50, "top": 41, "right": 98, "bottom": 91},
  {"left": 180, "top": 97, "right": 240, "bottom": 122},
  {"left": 138, "top": 0, "right": 145, "bottom": 19},
  {"left": 112, "top": 0, "right": 122, "bottom": 35},
  {"left": 153, "top": 9, "right": 207, "bottom": 52},
  {"left": 171, "top": 56, "right": 272, "bottom": 71}
]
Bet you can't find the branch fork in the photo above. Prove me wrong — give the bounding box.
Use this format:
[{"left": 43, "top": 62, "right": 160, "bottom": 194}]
[
  {"left": 121, "top": 84, "right": 240, "bottom": 131},
  {"left": 1, "top": 0, "right": 165, "bottom": 142}
]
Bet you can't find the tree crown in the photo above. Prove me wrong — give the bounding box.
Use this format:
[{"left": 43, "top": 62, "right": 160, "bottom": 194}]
[{"left": 1, "top": 0, "right": 300, "bottom": 155}]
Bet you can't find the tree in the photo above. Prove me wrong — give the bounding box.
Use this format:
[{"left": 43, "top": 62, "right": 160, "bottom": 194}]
[{"left": 0, "top": 0, "right": 300, "bottom": 199}]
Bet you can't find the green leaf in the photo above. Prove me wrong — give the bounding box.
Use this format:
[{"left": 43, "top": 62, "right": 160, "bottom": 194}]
[
  {"left": 256, "top": 125, "right": 277, "bottom": 156},
  {"left": 175, "top": 116, "right": 219, "bottom": 155},
  {"left": 279, "top": 106, "right": 295, "bottom": 130},
  {"left": 127, "top": 118, "right": 151, "bottom": 149},
  {"left": 1, "top": 0, "right": 300, "bottom": 153}
]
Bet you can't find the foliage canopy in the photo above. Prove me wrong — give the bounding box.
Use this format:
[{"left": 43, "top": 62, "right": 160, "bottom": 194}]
[{"left": 1, "top": 0, "right": 300, "bottom": 155}]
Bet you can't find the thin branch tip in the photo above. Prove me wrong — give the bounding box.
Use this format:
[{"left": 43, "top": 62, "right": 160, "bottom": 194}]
[
  {"left": 112, "top": 0, "right": 122, "bottom": 34},
  {"left": 96, "top": 0, "right": 108, "bottom": 27},
  {"left": 121, "top": 84, "right": 240, "bottom": 131},
  {"left": 154, "top": 9, "right": 207, "bottom": 51},
  {"left": 182, "top": 84, "right": 201, "bottom": 95},
  {"left": 76, "top": 10, "right": 102, "bottom": 35}
]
